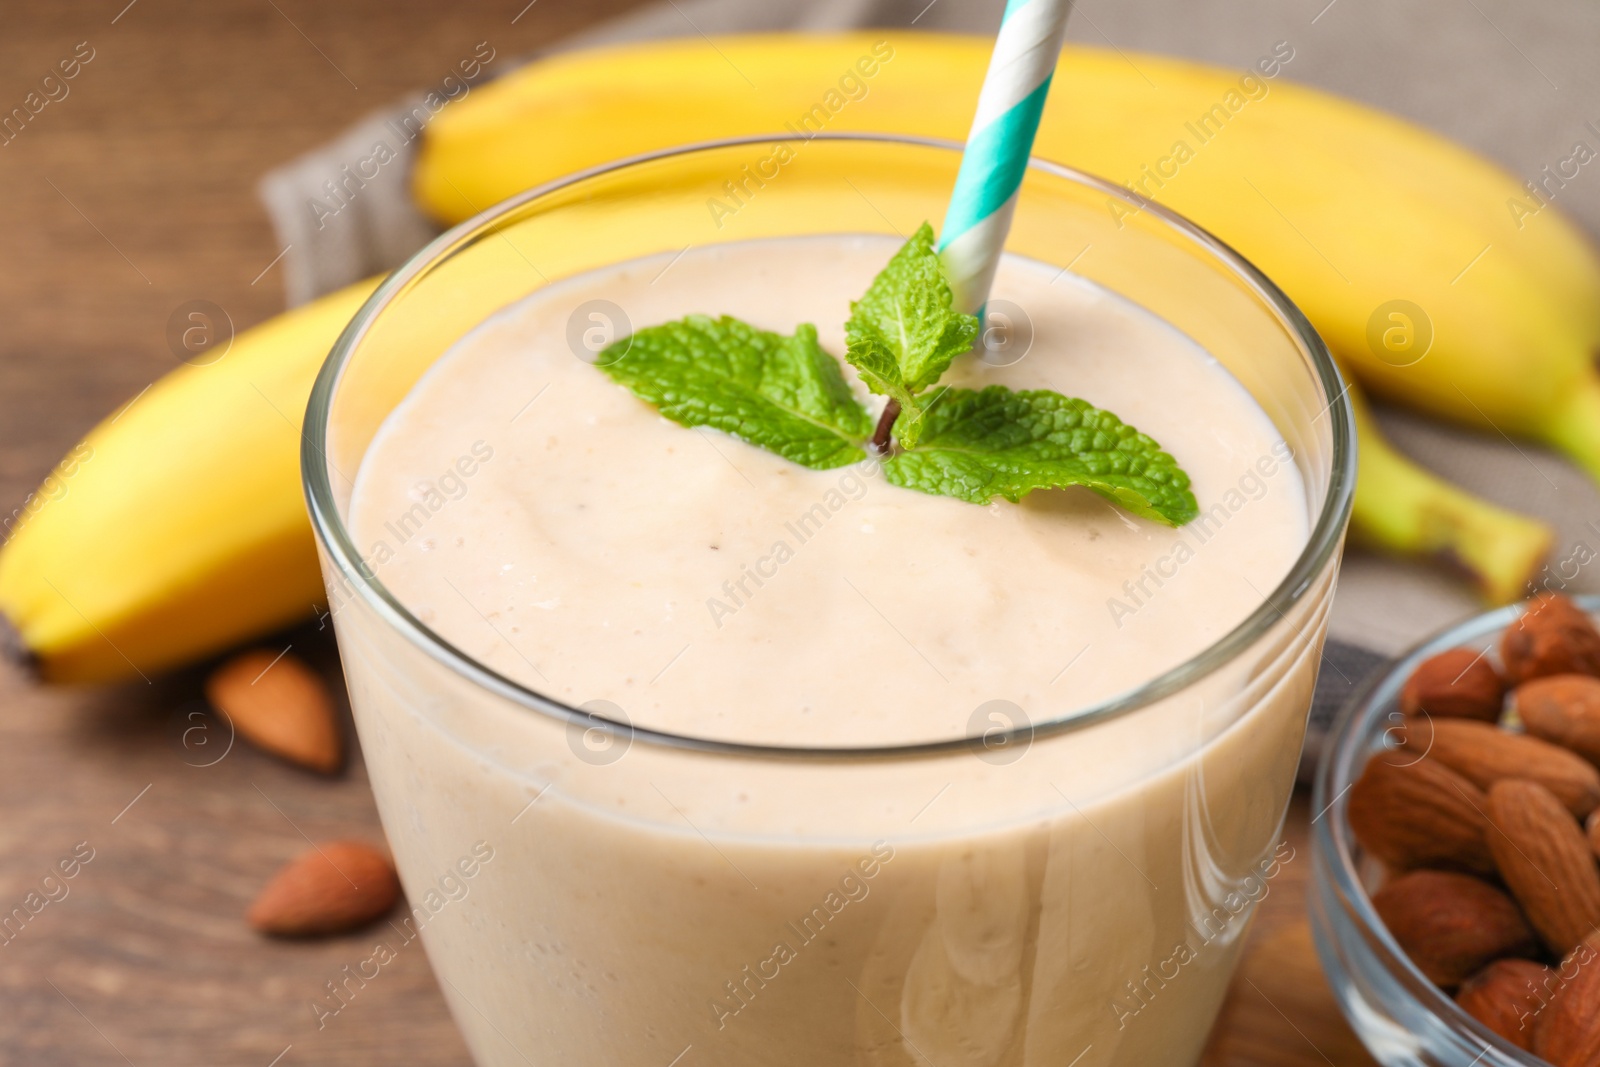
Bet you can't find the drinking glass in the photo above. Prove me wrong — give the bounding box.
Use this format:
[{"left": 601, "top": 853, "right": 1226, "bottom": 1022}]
[{"left": 304, "top": 133, "right": 1354, "bottom": 1066}]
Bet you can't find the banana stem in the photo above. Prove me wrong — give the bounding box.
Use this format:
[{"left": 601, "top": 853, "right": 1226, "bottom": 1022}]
[
  {"left": 1540, "top": 371, "right": 1600, "bottom": 486},
  {"left": 1349, "top": 392, "right": 1554, "bottom": 604}
]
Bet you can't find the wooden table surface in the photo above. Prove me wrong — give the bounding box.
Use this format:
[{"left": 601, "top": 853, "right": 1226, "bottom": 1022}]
[{"left": 0, "top": 2, "right": 1379, "bottom": 1063}]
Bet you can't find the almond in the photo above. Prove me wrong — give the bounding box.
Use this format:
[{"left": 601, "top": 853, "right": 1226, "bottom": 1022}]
[
  {"left": 1486, "top": 779, "right": 1600, "bottom": 957},
  {"left": 1347, "top": 751, "right": 1496, "bottom": 874},
  {"left": 1534, "top": 932, "right": 1600, "bottom": 1066},
  {"left": 1400, "top": 717, "right": 1600, "bottom": 819},
  {"left": 1588, "top": 809, "right": 1600, "bottom": 861},
  {"left": 248, "top": 841, "right": 400, "bottom": 937},
  {"left": 1401, "top": 648, "right": 1506, "bottom": 722},
  {"left": 1456, "top": 958, "right": 1554, "bottom": 1052},
  {"left": 206, "top": 649, "right": 343, "bottom": 774},
  {"left": 1503, "top": 593, "right": 1600, "bottom": 684},
  {"left": 1372, "top": 869, "right": 1537, "bottom": 988},
  {"left": 1517, "top": 675, "right": 1600, "bottom": 766}
]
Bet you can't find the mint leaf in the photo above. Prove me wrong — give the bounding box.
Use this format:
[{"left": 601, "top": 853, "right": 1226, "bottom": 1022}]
[
  {"left": 600, "top": 315, "right": 872, "bottom": 470},
  {"left": 845, "top": 222, "right": 979, "bottom": 447},
  {"left": 884, "top": 386, "right": 1199, "bottom": 525}
]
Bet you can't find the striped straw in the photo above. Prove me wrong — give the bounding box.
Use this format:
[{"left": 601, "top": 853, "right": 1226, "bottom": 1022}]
[{"left": 939, "top": 0, "right": 1075, "bottom": 315}]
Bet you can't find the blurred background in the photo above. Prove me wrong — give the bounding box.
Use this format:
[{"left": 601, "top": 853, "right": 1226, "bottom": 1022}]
[{"left": 2, "top": 0, "right": 1598, "bottom": 1063}]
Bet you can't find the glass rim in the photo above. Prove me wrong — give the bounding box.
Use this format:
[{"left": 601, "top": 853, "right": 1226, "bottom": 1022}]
[{"left": 302, "top": 130, "right": 1356, "bottom": 762}]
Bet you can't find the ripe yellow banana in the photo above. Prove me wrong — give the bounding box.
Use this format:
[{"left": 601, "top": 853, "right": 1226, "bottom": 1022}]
[
  {"left": 0, "top": 35, "right": 1575, "bottom": 684},
  {"left": 0, "top": 279, "right": 378, "bottom": 683},
  {"left": 418, "top": 33, "right": 1600, "bottom": 481}
]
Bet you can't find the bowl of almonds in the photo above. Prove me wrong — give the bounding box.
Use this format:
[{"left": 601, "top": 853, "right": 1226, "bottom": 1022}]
[{"left": 1312, "top": 592, "right": 1600, "bottom": 1066}]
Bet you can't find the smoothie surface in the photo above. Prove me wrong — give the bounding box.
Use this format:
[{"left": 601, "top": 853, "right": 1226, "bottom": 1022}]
[{"left": 349, "top": 235, "right": 1308, "bottom": 746}]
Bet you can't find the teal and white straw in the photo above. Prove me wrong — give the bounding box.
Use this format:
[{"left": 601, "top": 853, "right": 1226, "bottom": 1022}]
[{"left": 939, "top": 0, "right": 1075, "bottom": 315}]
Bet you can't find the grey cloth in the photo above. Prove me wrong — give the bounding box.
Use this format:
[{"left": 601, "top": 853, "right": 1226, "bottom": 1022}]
[
  {"left": 1303, "top": 638, "right": 1391, "bottom": 783},
  {"left": 258, "top": 0, "right": 1600, "bottom": 773},
  {"left": 257, "top": 98, "right": 440, "bottom": 308}
]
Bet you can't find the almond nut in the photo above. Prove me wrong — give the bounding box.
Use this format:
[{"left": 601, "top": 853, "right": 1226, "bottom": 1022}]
[
  {"left": 1456, "top": 958, "right": 1554, "bottom": 1052},
  {"left": 1534, "top": 932, "right": 1600, "bottom": 1066},
  {"left": 1399, "top": 717, "right": 1600, "bottom": 819},
  {"left": 1372, "top": 869, "right": 1537, "bottom": 988},
  {"left": 206, "top": 649, "right": 343, "bottom": 774},
  {"left": 247, "top": 840, "right": 400, "bottom": 937},
  {"left": 1486, "top": 779, "right": 1600, "bottom": 957},
  {"left": 1503, "top": 593, "right": 1600, "bottom": 684},
  {"left": 1401, "top": 648, "right": 1506, "bottom": 722},
  {"left": 1517, "top": 674, "right": 1600, "bottom": 767},
  {"left": 1588, "top": 809, "right": 1600, "bottom": 861},
  {"left": 1347, "top": 751, "right": 1496, "bottom": 874}
]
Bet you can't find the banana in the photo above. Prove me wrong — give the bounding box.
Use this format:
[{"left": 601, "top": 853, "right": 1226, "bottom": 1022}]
[
  {"left": 1, "top": 35, "right": 1580, "bottom": 684},
  {"left": 0, "top": 279, "right": 379, "bottom": 683},
  {"left": 417, "top": 33, "right": 1600, "bottom": 481},
  {"left": 1345, "top": 378, "right": 1552, "bottom": 604}
]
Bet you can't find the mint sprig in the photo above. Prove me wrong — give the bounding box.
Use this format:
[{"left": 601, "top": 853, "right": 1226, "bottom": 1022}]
[
  {"left": 596, "top": 227, "right": 1199, "bottom": 526},
  {"left": 844, "top": 222, "right": 979, "bottom": 449}
]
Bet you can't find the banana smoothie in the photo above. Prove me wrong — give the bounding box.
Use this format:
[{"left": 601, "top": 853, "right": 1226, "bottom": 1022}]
[{"left": 339, "top": 234, "right": 1322, "bottom": 1066}]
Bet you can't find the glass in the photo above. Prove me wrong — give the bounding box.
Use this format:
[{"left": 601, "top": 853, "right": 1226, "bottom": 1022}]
[
  {"left": 304, "top": 134, "right": 1354, "bottom": 1066},
  {"left": 1311, "top": 597, "right": 1600, "bottom": 1066}
]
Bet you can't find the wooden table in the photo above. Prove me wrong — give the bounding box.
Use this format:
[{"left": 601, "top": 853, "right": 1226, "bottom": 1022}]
[{"left": 0, "top": 2, "right": 1377, "bottom": 1063}]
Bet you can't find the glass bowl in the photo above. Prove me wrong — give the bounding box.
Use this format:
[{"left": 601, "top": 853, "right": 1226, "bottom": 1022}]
[{"left": 1310, "top": 593, "right": 1600, "bottom": 1066}]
